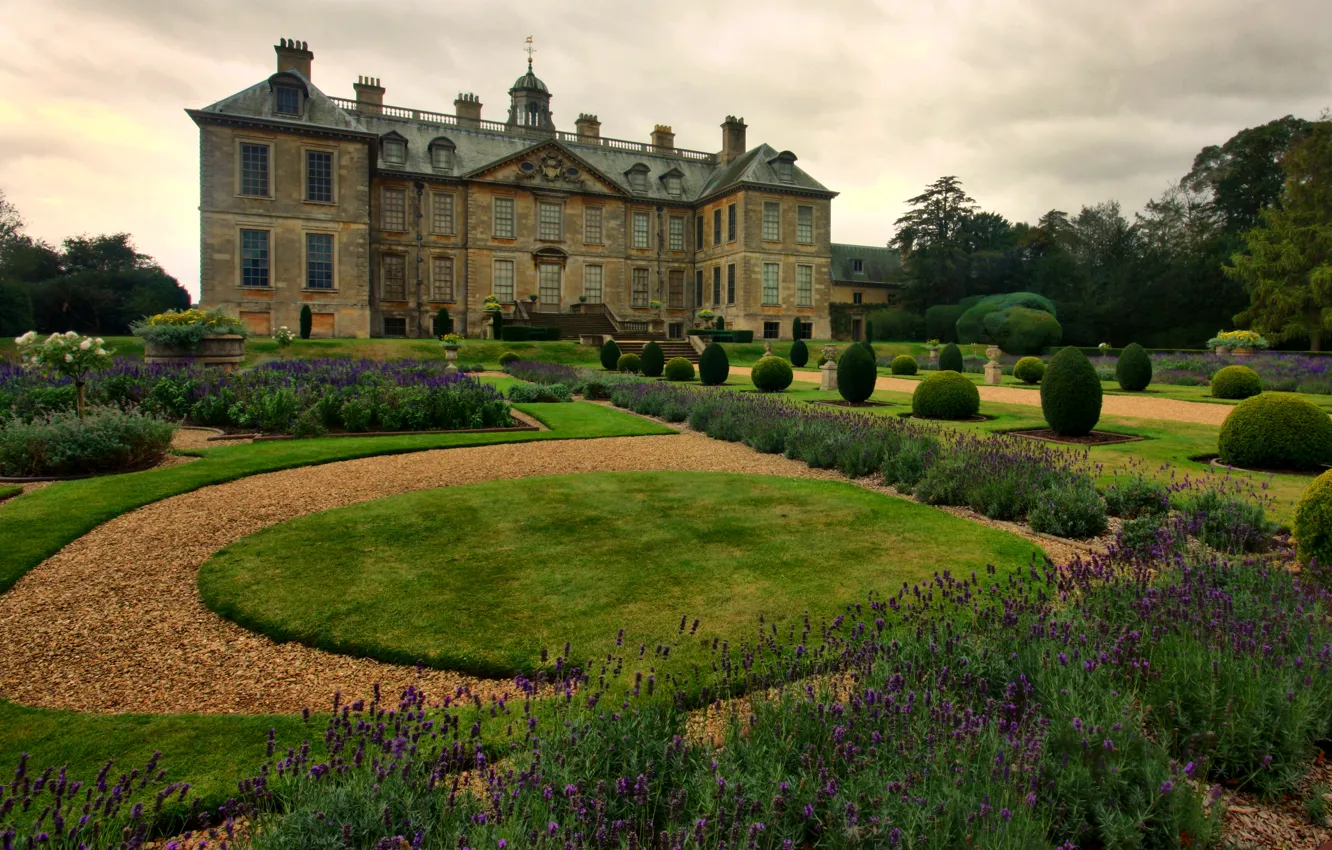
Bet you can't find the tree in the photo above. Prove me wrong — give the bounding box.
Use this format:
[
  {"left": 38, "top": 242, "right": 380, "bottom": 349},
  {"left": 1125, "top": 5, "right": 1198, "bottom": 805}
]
[
  {"left": 892, "top": 176, "right": 979, "bottom": 309},
  {"left": 0, "top": 190, "right": 24, "bottom": 247},
  {"left": 1225, "top": 122, "right": 1332, "bottom": 350},
  {"left": 1184, "top": 115, "right": 1312, "bottom": 233}
]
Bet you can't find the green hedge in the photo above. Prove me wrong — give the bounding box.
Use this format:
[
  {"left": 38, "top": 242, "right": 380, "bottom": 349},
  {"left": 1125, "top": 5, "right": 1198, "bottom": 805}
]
[
  {"left": 699, "top": 342, "right": 729, "bottom": 386},
  {"left": 600, "top": 339, "right": 622, "bottom": 371},
  {"left": 1115, "top": 343, "right": 1152, "bottom": 391},
  {"left": 938, "top": 343, "right": 964, "bottom": 373},
  {"left": 790, "top": 339, "right": 809, "bottom": 367},
  {"left": 640, "top": 342, "right": 665, "bottom": 378},
  {"left": 983, "top": 307, "right": 1062, "bottom": 355},
  {"left": 664, "top": 357, "right": 695, "bottom": 382},
  {"left": 1040, "top": 347, "right": 1102, "bottom": 436},
  {"left": 836, "top": 343, "right": 877, "bottom": 403},
  {"left": 890, "top": 355, "right": 918, "bottom": 376},
  {"left": 1218, "top": 393, "right": 1332, "bottom": 471},
  {"left": 912, "top": 371, "right": 980, "bottom": 420},
  {"left": 1013, "top": 357, "right": 1045, "bottom": 384},
  {"left": 616, "top": 353, "right": 642, "bottom": 374},
  {"left": 500, "top": 326, "right": 558, "bottom": 342},
  {"left": 1294, "top": 469, "right": 1332, "bottom": 568}
]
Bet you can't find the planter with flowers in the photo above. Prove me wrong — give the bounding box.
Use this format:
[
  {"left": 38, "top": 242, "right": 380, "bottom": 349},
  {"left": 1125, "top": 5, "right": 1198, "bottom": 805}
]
[
  {"left": 925, "top": 338, "right": 941, "bottom": 365},
  {"left": 134, "top": 308, "right": 248, "bottom": 371},
  {"left": 1207, "top": 330, "right": 1269, "bottom": 357}
]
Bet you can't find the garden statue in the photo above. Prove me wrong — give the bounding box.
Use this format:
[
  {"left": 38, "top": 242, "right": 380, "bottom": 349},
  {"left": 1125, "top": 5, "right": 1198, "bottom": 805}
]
[
  {"left": 984, "top": 345, "right": 1003, "bottom": 385},
  {"left": 764, "top": 340, "right": 773, "bottom": 356},
  {"left": 926, "top": 339, "right": 941, "bottom": 366},
  {"left": 820, "top": 345, "right": 839, "bottom": 391}
]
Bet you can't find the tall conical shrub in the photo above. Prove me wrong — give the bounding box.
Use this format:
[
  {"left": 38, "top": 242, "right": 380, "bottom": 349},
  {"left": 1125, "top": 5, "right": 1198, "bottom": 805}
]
[
  {"left": 938, "top": 343, "right": 964, "bottom": 373},
  {"left": 435, "top": 307, "right": 452, "bottom": 336},
  {"left": 791, "top": 317, "right": 802, "bottom": 339},
  {"left": 492, "top": 309, "right": 503, "bottom": 337},
  {"left": 716, "top": 315, "right": 726, "bottom": 331},
  {"left": 865, "top": 319, "right": 874, "bottom": 343},
  {"left": 837, "top": 342, "right": 877, "bottom": 403},
  {"left": 699, "top": 342, "right": 729, "bottom": 386},
  {"left": 640, "top": 341, "right": 665, "bottom": 378},
  {"left": 1041, "top": 347, "right": 1103, "bottom": 436},
  {"left": 790, "top": 338, "right": 809, "bottom": 367},
  {"left": 600, "top": 338, "right": 622, "bottom": 371},
  {"left": 1115, "top": 342, "right": 1152, "bottom": 391},
  {"left": 299, "top": 305, "right": 312, "bottom": 340}
]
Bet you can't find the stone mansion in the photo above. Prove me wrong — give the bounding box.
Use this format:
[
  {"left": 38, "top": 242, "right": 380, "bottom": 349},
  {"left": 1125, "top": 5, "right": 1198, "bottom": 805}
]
[{"left": 189, "top": 39, "right": 898, "bottom": 339}]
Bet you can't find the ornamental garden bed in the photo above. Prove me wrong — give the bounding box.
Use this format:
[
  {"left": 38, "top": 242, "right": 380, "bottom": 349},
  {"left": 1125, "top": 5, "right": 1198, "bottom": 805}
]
[
  {"left": 810, "top": 399, "right": 897, "bottom": 408},
  {"left": 1006, "top": 427, "right": 1144, "bottom": 446},
  {"left": 212, "top": 422, "right": 542, "bottom": 442},
  {"left": 1194, "top": 453, "right": 1329, "bottom": 477},
  {"left": 899, "top": 411, "right": 994, "bottom": 422}
]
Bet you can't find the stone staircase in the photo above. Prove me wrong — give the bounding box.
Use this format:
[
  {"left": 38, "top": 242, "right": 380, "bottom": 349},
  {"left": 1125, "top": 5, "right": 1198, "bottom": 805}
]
[
  {"left": 614, "top": 339, "right": 699, "bottom": 365},
  {"left": 526, "top": 310, "right": 616, "bottom": 340}
]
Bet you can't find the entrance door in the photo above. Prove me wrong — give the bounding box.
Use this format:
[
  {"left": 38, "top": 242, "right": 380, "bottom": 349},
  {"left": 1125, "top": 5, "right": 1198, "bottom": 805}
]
[
  {"left": 851, "top": 318, "right": 863, "bottom": 342},
  {"left": 538, "top": 263, "right": 562, "bottom": 310}
]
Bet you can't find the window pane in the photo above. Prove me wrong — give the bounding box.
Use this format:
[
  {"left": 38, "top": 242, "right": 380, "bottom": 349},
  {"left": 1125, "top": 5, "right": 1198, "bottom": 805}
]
[
  {"left": 432, "top": 256, "right": 454, "bottom": 301},
  {"left": 538, "top": 202, "right": 562, "bottom": 241},
  {"left": 239, "top": 143, "right": 268, "bottom": 196},
  {"left": 382, "top": 188, "right": 407, "bottom": 231},
  {"left": 797, "top": 265, "right": 813, "bottom": 307},
  {"left": 432, "top": 146, "right": 453, "bottom": 170},
  {"left": 305, "top": 151, "right": 332, "bottom": 203},
  {"left": 585, "top": 208, "right": 603, "bottom": 244},
  {"left": 763, "top": 263, "right": 779, "bottom": 305},
  {"left": 631, "top": 268, "right": 650, "bottom": 307},
  {"left": 383, "top": 317, "right": 406, "bottom": 336},
  {"left": 712, "top": 267, "right": 721, "bottom": 304},
  {"left": 695, "top": 270, "right": 704, "bottom": 306},
  {"left": 432, "top": 194, "right": 454, "bottom": 235},
  {"left": 668, "top": 216, "right": 684, "bottom": 251},
  {"left": 381, "top": 253, "right": 406, "bottom": 300},
  {"left": 763, "top": 321, "right": 779, "bottom": 340},
  {"left": 763, "top": 203, "right": 780, "bottom": 241},
  {"left": 584, "top": 265, "right": 603, "bottom": 302},
  {"left": 668, "top": 269, "right": 684, "bottom": 308},
  {"left": 494, "top": 198, "right": 515, "bottom": 238},
  {"left": 383, "top": 140, "right": 406, "bottom": 165},
  {"left": 696, "top": 215, "right": 703, "bottom": 250},
  {"left": 797, "top": 206, "right": 814, "bottom": 244},
  {"left": 666, "top": 174, "right": 681, "bottom": 196},
  {"left": 493, "top": 260, "right": 515, "bottom": 301},
  {"left": 726, "top": 264, "right": 735, "bottom": 304},
  {"left": 240, "top": 229, "right": 269, "bottom": 287},
  {"left": 798, "top": 321, "right": 813, "bottom": 340},
  {"left": 632, "top": 212, "right": 650, "bottom": 249},
  {"left": 727, "top": 205, "right": 736, "bottom": 242},
  {"left": 538, "top": 263, "right": 562, "bottom": 305},
  {"left": 275, "top": 86, "right": 301, "bottom": 115},
  {"left": 306, "top": 233, "right": 334, "bottom": 290},
  {"left": 713, "top": 210, "right": 721, "bottom": 245}
]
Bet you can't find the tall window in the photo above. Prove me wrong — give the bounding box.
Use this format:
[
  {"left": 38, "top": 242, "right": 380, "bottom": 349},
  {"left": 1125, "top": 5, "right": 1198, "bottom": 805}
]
[
  {"left": 381, "top": 254, "right": 406, "bottom": 300},
  {"left": 275, "top": 86, "right": 301, "bottom": 116},
  {"left": 584, "top": 207, "right": 603, "bottom": 245},
  {"left": 538, "top": 202, "right": 563, "bottom": 241},
  {"left": 713, "top": 209, "right": 721, "bottom": 246},
  {"left": 727, "top": 204, "right": 736, "bottom": 242},
  {"left": 538, "top": 263, "right": 562, "bottom": 304},
  {"left": 493, "top": 259, "right": 515, "bottom": 301},
  {"left": 712, "top": 266, "right": 721, "bottom": 304},
  {"left": 382, "top": 188, "right": 407, "bottom": 231},
  {"left": 797, "top": 206, "right": 814, "bottom": 244},
  {"left": 632, "top": 212, "right": 650, "bottom": 249},
  {"left": 631, "top": 268, "right": 650, "bottom": 307},
  {"left": 432, "top": 256, "right": 454, "bottom": 301},
  {"left": 726, "top": 263, "right": 736, "bottom": 304},
  {"left": 762, "top": 263, "right": 780, "bottom": 305},
  {"left": 695, "top": 270, "right": 704, "bottom": 306},
  {"left": 431, "top": 144, "right": 453, "bottom": 171},
  {"left": 583, "top": 265, "right": 603, "bottom": 303},
  {"left": 306, "top": 151, "right": 332, "bottom": 203},
  {"left": 763, "top": 202, "right": 780, "bottom": 241},
  {"left": 668, "top": 269, "right": 685, "bottom": 308},
  {"left": 239, "top": 143, "right": 269, "bottom": 196},
  {"left": 306, "top": 233, "right": 334, "bottom": 289},
  {"left": 797, "top": 265, "right": 813, "bottom": 307},
  {"left": 852, "top": 291, "right": 863, "bottom": 305},
  {"left": 494, "top": 197, "right": 515, "bottom": 238},
  {"left": 240, "top": 229, "right": 269, "bottom": 287},
  {"left": 668, "top": 216, "right": 685, "bottom": 251},
  {"left": 432, "top": 193, "right": 454, "bottom": 235},
  {"left": 696, "top": 215, "right": 703, "bottom": 251}
]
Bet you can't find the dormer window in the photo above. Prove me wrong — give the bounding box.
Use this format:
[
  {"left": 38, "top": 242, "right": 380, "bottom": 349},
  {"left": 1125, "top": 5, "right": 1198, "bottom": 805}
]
[
  {"left": 429, "top": 138, "right": 456, "bottom": 172},
  {"left": 851, "top": 258, "right": 864, "bottom": 273},
  {"left": 661, "top": 169, "right": 684, "bottom": 198},
  {"left": 381, "top": 134, "right": 407, "bottom": 167},
  {"left": 275, "top": 85, "right": 302, "bottom": 116},
  {"left": 768, "top": 150, "right": 798, "bottom": 184},
  {"left": 626, "top": 164, "right": 650, "bottom": 194}
]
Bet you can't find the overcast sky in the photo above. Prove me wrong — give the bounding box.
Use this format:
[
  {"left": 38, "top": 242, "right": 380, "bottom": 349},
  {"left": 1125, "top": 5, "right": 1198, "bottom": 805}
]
[{"left": 1, "top": 0, "right": 1329, "bottom": 299}]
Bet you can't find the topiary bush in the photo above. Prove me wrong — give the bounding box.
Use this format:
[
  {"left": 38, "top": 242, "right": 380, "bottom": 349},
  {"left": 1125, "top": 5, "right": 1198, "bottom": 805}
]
[
  {"left": 1040, "top": 347, "right": 1103, "bottom": 436},
  {"left": 699, "top": 342, "right": 729, "bottom": 386},
  {"left": 663, "top": 357, "right": 695, "bottom": 382},
  {"left": 1115, "top": 342, "right": 1152, "bottom": 391},
  {"left": 498, "top": 351, "right": 520, "bottom": 367},
  {"left": 912, "top": 371, "right": 980, "bottom": 420},
  {"left": 750, "top": 356, "right": 794, "bottom": 392},
  {"left": 890, "top": 355, "right": 918, "bottom": 376},
  {"left": 790, "top": 338, "right": 809, "bottom": 368},
  {"left": 938, "top": 343, "right": 964, "bottom": 373},
  {"left": 836, "top": 342, "right": 877, "bottom": 403},
  {"left": 616, "top": 353, "right": 642, "bottom": 374},
  {"left": 640, "top": 342, "right": 665, "bottom": 378},
  {"left": 1211, "top": 365, "right": 1262, "bottom": 400},
  {"left": 299, "top": 305, "right": 312, "bottom": 340},
  {"left": 1218, "top": 392, "right": 1332, "bottom": 471},
  {"left": 600, "top": 339, "right": 622, "bottom": 371},
  {"left": 982, "top": 307, "right": 1062, "bottom": 355},
  {"left": 1013, "top": 356, "right": 1045, "bottom": 384},
  {"left": 1295, "top": 469, "right": 1332, "bottom": 569}
]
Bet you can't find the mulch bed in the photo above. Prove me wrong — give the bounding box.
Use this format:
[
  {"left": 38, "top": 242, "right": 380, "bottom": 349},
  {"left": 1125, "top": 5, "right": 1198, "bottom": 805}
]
[
  {"left": 1204, "top": 455, "right": 1327, "bottom": 477},
  {"left": 1006, "top": 428, "right": 1142, "bottom": 446},
  {"left": 209, "top": 423, "right": 541, "bottom": 442},
  {"left": 899, "top": 413, "right": 993, "bottom": 423},
  {"left": 810, "top": 400, "right": 896, "bottom": 408}
]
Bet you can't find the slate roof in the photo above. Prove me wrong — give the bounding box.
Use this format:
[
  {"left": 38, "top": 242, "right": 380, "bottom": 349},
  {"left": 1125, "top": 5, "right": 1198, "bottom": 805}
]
[
  {"left": 188, "top": 70, "right": 369, "bottom": 137},
  {"left": 696, "top": 143, "right": 833, "bottom": 202},
  {"left": 830, "top": 243, "right": 902, "bottom": 286}
]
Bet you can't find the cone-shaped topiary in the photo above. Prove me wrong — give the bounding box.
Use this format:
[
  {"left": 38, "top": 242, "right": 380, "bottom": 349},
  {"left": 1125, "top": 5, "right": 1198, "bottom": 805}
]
[
  {"left": 1295, "top": 469, "right": 1332, "bottom": 568},
  {"left": 791, "top": 317, "right": 802, "bottom": 339},
  {"left": 1115, "top": 343, "right": 1152, "bottom": 391},
  {"left": 1040, "top": 347, "right": 1103, "bottom": 436},
  {"left": 616, "top": 353, "right": 642, "bottom": 373},
  {"left": 862, "top": 338, "right": 875, "bottom": 358},
  {"left": 435, "top": 307, "right": 452, "bottom": 336},
  {"left": 938, "top": 343, "right": 964, "bottom": 373},
  {"left": 890, "top": 354, "right": 918, "bottom": 375},
  {"left": 600, "top": 338, "right": 622, "bottom": 371},
  {"left": 699, "top": 342, "right": 729, "bottom": 386},
  {"left": 1211, "top": 365, "right": 1262, "bottom": 400},
  {"left": 750, "top": 355, "right": 794, "bottom": 392},
  {"left": 664, "top": 357, "right": 695, "bottom": 381},
  {"left": 790, "top": 338, "right": 809, "bottom": 367},
  {"left": 299, "top": 305, "right": 312, "bottom": 340},
  {"left": 1013, "top": 356, "right": 1045, "bottom": 384},
  {"left": 1219, "top": 392, "right": 1332, "bottom": 471},
  {"left": 640, "top": 341, "right": 665, "bottom": 378},
  {"left": 492, "top": 309, "right": 503, "bottom": 337},
  {"left": 716, "top": 315, "right": 726, "bottom": 331},
  {"left": 837, "top": 341, "right": 877, "bottom": 403},
  {"left": 912, "top": 371, "right": 980, "bottom": 420},
  {"left": 866, "top": 319, "right": 875, "bottom": 343}
]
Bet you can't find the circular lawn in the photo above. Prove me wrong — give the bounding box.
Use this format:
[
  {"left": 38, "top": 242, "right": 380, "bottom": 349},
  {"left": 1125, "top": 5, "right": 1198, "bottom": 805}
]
[{"left": 199, "top": 471, "right": 1042, "bottom": 677}]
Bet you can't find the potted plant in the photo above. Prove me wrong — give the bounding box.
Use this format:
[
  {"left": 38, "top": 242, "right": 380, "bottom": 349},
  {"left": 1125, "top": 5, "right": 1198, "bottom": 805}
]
[
  {"left": 1207, "top": 330, "right": 1269, "bottom": 356},
  {"left": 482, "top": 295, "right": 502, "bottom": 312},
  {"left": 649, "top": 300, "right": 663, "bottom": 310},
  {"left": 1097, "top": 341, "right": 1111, "bottom": 358},
  {"left": 925, "top": 338, "right": 941, "bottom": 365},
  {"left": 133, "top": 307, "right": 248, "bottom": 371}
]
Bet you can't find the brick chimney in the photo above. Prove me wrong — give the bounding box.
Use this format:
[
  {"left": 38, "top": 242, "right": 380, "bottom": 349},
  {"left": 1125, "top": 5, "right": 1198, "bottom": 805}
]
[
  {"left": 575, "top": 113, "right": 601, "bottom": 142},
  {"left": 274, "top": 38, "right": 313, "bottom": 80},
  {"left": 651, "top": 124, "right": 675, "bottom": 151},
  {"left": 721, "top": 115, "right": 748, "bottom": 165},
  {"left": 353, "top": 76, "right": 384, "bottom": 114},
  {"left": 454, "top": 93, "right": 483, "bottom": 128}
]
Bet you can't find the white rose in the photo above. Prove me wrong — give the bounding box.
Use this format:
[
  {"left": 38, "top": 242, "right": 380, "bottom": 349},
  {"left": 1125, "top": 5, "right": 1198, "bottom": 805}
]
[
  {"left": 64, "top": 353, "right": 73, "bottom": 362},
  {"left": 79, "top": 339, "right": 92, "bottom": 350},
  {"left": 47, "top": 333, "right": 60, "bottom": 343},
  {"left": 95, "top": 348, "right": 107, "bottom": 355},
  {"left": 65, "top": 330, "right": 78, "bottom": 339},
  {"left": 94, "top": 338, "right": 104, "bottom": 346}
]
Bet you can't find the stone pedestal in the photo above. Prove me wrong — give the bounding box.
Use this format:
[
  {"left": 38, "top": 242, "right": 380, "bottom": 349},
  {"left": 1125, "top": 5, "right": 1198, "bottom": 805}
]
[
  {"left": 820, "top": 361, "right": 838, "bottom": 391},
  {"left": 984, "top": 346, "right": 1003, "bottom": 385},
  {"left": 763, "top": 341, "right": 773, "bottom": 356},
  {"left": 444, "top": 346, "right": 458, "bottom": 376},
  {"left": 929, "top": 349, "right": 939, "bottom": 366},
  {"left": 144, "top": 334, "right": 245, "bottom": 372}
]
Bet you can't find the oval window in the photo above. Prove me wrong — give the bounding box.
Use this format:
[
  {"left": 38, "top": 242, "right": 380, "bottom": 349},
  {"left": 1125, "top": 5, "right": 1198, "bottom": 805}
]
[
  {"left": 566, "top": 167, "right": 580, "bottom": 178},
  {"left": 519, "top": 161, "right": 536, "bottom": 173}
]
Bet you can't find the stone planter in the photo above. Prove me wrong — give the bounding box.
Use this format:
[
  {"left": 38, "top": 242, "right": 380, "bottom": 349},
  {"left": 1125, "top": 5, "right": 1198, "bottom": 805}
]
[
  {"left": 1232, "top": 347, "right": 1254, "bottom": 357},
  {"left": 144, "top": 334, "right": 244, "bottom": 371}
]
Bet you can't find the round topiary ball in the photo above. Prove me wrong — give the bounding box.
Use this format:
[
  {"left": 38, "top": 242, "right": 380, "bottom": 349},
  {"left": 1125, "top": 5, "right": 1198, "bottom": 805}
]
[
  {"left": 1211, "top": 365, "right": 1262, "bottom": 400},
  {"left": 1295, "top": 469, "right": 1332, "bottom": 569},
  {"left": 640, "top": 341, "right": 665, "bottom": 378},
  {"left": 600, "top": 338, "right": 622, "bottom": 371},
  {"left": 790, "top": 338, "right": 809, "bottom": 368},
  {"left": 1115, "top": 342, "right": 1152, "bottom": 391},
  {"left": 498, "top": 351, "right": 520, "bottom": 367},
  {"left": 1013, "top": 356, "right": 1045, "bottom": 385},
  {"left": 938, "top": 343, "right": 964, "bottom": 373},
  {"left": 750, "top": 355, "right": 794, "bottom": 392},
  {"left": 664, "top": 357, "right": 695, "bottom": 382},
  {"left": 1218, "top": 392, "right": 1332, "bottom": 471},
  {"left": 699, "top": 342, "right": 729, "bottom": 386},
  {"left": 890, "top": 354, "right": 918, "bottom": 376},
  {"left": 912, "top": 371, "right": 980, "bottom": 420},
  {"left": 1040, "top": 347, "right": 1103, "bottom": 436},
  {"left": 836, "top": 342, "right": 877, "bottom": 403},
  {"left": 616, "top": 353, "right": 642, "bottom": 374}
]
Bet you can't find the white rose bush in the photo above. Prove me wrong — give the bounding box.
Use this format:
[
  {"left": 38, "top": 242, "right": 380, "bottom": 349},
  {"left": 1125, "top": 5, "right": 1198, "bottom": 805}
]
[{"left": 14, "top": 330, "right": 113, "bottom": 418}]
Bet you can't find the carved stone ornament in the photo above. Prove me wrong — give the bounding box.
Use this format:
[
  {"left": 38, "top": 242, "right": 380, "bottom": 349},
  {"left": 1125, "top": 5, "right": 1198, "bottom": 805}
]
[{"left": 517, "top": 152, "right": 584, "bottom": 186}]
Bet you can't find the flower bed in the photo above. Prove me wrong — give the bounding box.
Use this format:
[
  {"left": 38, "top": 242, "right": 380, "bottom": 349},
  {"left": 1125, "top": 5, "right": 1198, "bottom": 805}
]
[
  {"left": 0, "top": 408, "right": 175, "bottom": 478},
  {"left": 1150, "top": 351, "right": 1332, "bottom": 394}
]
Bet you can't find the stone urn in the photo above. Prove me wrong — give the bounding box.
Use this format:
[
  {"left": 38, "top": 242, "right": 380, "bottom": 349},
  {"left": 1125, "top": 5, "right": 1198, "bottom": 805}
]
[
  {"left": 820, "top": 345, "right": 840, "bottom": 392},
  {"left": 929, "top": 348, "right": 940, "bottom": 366},
  {"left": 1214, "top": 346, "right": 1226, "bottom": 355},
  {"left": 984, "top": 345, "right": 1003, "bottom": 385},
  {"left": 144, "top": 333, "right": 245, "bottom": 372},
  {"left": 442, "top": 343, "right": 459, "bottom": 375}
]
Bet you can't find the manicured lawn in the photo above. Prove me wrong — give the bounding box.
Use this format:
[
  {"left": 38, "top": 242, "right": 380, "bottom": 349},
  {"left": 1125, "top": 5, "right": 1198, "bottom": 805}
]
[{"left": 198, "top": 471, "right": 1043, "bottom": 677}]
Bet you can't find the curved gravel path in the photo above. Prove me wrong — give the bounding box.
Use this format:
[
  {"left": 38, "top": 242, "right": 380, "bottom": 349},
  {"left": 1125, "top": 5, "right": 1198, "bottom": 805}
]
[{"left": 0, "top": 433, "right": 845, "bottom": 715}]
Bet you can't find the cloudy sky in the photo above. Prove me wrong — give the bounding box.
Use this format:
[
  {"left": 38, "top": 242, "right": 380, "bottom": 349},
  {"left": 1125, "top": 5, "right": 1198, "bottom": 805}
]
[{"left": 1, "top": 0, "right": 1329, "bottom": 299}]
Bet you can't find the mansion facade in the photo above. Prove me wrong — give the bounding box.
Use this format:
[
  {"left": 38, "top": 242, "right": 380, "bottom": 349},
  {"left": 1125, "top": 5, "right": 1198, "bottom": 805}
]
[{"left": 190, "top": 39, "right": 888, "bottom": 339}]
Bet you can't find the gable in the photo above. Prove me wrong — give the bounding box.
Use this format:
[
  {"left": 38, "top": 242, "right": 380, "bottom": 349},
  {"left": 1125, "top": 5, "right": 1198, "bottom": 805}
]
[{"left": 465, "top": 142, "right": 629, "bottom": 197}]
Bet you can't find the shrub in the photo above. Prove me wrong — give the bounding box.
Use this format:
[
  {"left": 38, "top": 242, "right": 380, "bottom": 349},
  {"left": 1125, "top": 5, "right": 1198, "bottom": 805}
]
[
  {"left": 1040, "top": 347, "right": 1103, "bottom": 436},
  {"left": 790, "top": 338, "right": 809, "bottom": 367},
  {"left": 924, "top": 299, "right": 978, "bottom": 343},
  {"left": 836, "top": 342, "right": 877, "bottom": 403},
  {"left": 938, "top": 343, "right": 964, "bottom": 373},
  {"left": 640, "top": 342, "right": 665, "bottom": 378},
  {"left": 1116, "top": 342, "right": 1152, "bottom": 391},
  {"left": 1211, "top": 364, "right": 1262, "bottom": 399},
  {"left": 663, "top": 357, "right": 695, "bottom": 382},
  {"left": 699, "top": 342, "right": 729, "bottom": 386},
  {"left": 1013, "top": 356, "right": 1045, "bottom": 384},
  {"left": 750, "top": 356, "right": 794, "bottom": 392},
  {"left": 1295, "top": 470, "right": 1332, "bottom": 570},
  {"left": 890, "top": 354, "right": 918, "bottom": 375},
  {"left": 500, "top": 326, "right": 531, "bottom": 342},
  {"left": 1027, "top": 477, "right": 1108, "bottom": 538},
  {"left": 508, "top": 382, "right": 573, "bottom": 403},
  {"left": 866, "top": 308, "right": 926, "bottom": 341},
  {"left": 600, "top": 338, "right": 622, "bottom": 371},
  {"left": 299, "top": 305, "right": 312, "bottom": 340},
  {"left": 1103, "top": 475, "right": 1169, "bottom": 518},
  {"left": 434, "top": 307, "right": 452, "bottom": 336},
  {"left": 1174, "top": 488, "right": 1273, "bottom": 553},
  {"left": 498, "top": 351, "right": 520, "bottom": 367},
  {"left": 616, "top": 353, "right": 642, "bottom": 374},
  {"left": 0, "top": 408, "right": 175, "bottom": 477},
  {"left": 715, "top": 315, "right": 726, "bottom": 331},
  {"left": 912, "top": 371, "right": 980, "bottom": 420},
  {"left": 983, "top": 306, "right": 1062, "bottom": 355},
  {"left": 491, "top": 308, "right": 503, "bottom": 337},
  {"left": 1218, "top": 392, "right": 1332, "bottom": 471}
]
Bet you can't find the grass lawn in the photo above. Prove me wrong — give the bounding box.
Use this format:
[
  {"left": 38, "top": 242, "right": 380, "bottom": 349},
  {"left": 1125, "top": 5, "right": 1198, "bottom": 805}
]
[{"left": 198, "top": 471, "right": 1042, "bottom": 677}]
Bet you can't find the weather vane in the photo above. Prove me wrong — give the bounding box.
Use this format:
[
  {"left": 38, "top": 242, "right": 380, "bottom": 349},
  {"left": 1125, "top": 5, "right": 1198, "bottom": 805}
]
[{"left": 524, "top": 35, "right": 536, "bottom": 70}]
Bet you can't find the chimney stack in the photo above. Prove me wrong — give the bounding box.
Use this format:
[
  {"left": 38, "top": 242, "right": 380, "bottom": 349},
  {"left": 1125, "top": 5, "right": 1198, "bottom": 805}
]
[
  {"left": 721, "top": 115, "right": 748, "bottom": 165},
  {"left": 353, "top": 76, "right": 384, "bottom": 114},
  {"left": 454, "top": 93, "right": 483, "bottom": 128},
  {"left": 274, "top": 38, "right": 313, "bottom": 80},
  {"left": 651, "top": 124, "right": 675, "bottom": 151},
  {"left": 575, "top": 113, "right": 601, "bottom": 142}
]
